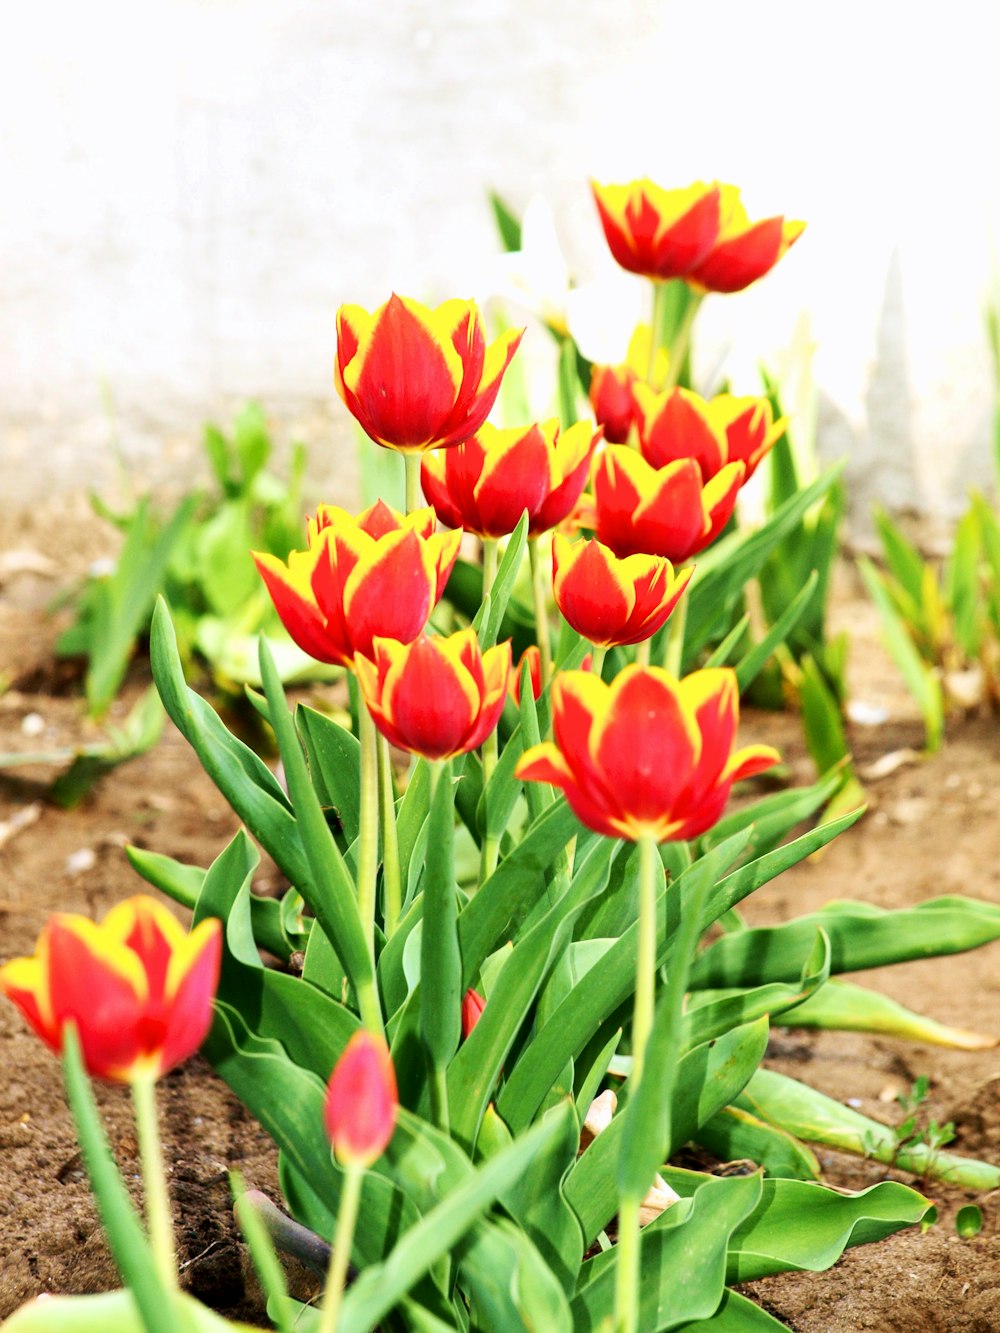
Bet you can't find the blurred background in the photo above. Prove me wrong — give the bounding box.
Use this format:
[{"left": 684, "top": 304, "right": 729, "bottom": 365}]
[{"left": 2, "top": 0, "right": 997, "bottom": 533}]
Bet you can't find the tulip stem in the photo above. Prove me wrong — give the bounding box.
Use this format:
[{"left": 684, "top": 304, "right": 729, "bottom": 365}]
[
  {"left": 648, "top": 281, "right": 670, "bottom": 384},
  {"left": 317, "top": 1161, "right": 364, "bottom": 1333},
  {"left": 634, "top": 638, "right": 651, "bottom": 668},
  {"left": 528, "top": 538, "right": 553, "bottom": 690},
  {"left": 480, "top": 539, "right": 500, "bottom": 881},
  {"left": 131, "top": 1072, "right": 177, "bottom": 1294},
  {"left": 404, "top": 454, "right": 422, "bottom": 515},
  {"left": 613, "top": 1194, "right": 642, "bottom": 1333},
  {"left": 590, "top": 643, "right": 607, "bottom": 680},
  {"left": 662, "top": 290, "right": 703, "bottom": 392},
  {"left": 377, "top": 733, "right": 402, "bottom": 938},
  {"left": 613, "top": 834, "right": 659, "bottom": 1333},
  {"left": 663, "top": 590, "right": 688, "bottom": 677},
  {"left": 358, "top": 704, "right": 380, "bottom": 965}
]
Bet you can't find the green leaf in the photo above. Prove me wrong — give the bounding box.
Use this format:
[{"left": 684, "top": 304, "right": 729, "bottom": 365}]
[
  {"left": 697, "top": 770, "right": 848, "bottom": 864},
  {"left": 337, "top": 1116, "right": 570, "bottom": 1333},
  {"left": 447, "top": 838, "right": 615, "bottom": 1151},
  {"left": 489, "top": 190, "right": 522, "bottom": 252},
  {"left": 734, "top": 571, "right": 818, "bottom": 692},
  {"left": 0, "top": 1290, "right": 261, "bottom": 1332},
  {"left": 478, "top": 511, "right": 529, "bottom": 650},
  {"left": 565, "top": 1019, "right": 769, "bottom": 1245},
  {"left": 682, "top": 929, "right": 831, "bottom": 1050},
  {"left": 420, "top": 761, "right": 462, "bottom": 1098},
  {"left": 678, "top": 1288, "right": 793, "bottom": 1330},
  {"left": 736, "top": 1068, "right": 1000, "bottom": 1189},
  {"left": 685, "top": 463, "right": 844, "bottom": 659},
  {"left": 296, "top": 705, "right": 362, "bottom": 853},
  {"left": 256, "top": 637, "right": 378, "bottom": 1028},
  {"left": 945, "top": 505, "right": 982, "bottom": 661},
  {"left": 571, "top": 1174, "right": 763, "bottom": 1332},
  {"left": 694, "top": 1105, "right": 820, "bottom": 1180},
  {"left": 956, "top": 1204, "right": 983, "bottom": 1238},
  {"left": 858, "top": 555, "right": 944, "bottom": 751},
  {"left": 193, "top": 831, "right": 357, "bottom": 1079},
  {"left": 776, "top": 975, "right": 998, "bottom": 1049},
  {"left": 150, "top": 600, "right": 307, "bottom": 885},
  {"left": 691, "top": 895, "right": 1000, "bottom": 988},
  {"left": 457, "top": 1216, "right": 573, "bottom": 1333},
  {"left": 873, "top": 506, "right": 926, "bottom": 609},
  {"left": 726, "top": 1177, "right": 932, "bottom": 1282}
]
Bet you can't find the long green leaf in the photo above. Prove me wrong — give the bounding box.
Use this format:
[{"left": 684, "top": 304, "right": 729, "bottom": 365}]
[
  {"left": 694, "top": 1105, "right": 820, "bottom": 1180},
  {"left": 776, "top": 976, "right": 998, "bottom": 1049}
]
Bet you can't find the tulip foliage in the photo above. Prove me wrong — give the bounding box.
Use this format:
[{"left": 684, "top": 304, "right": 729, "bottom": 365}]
[{"left": 8, "top": 176, "right": 1000, "bottom": 1333}]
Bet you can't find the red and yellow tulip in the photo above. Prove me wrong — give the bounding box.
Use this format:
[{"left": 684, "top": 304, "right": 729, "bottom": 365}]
[
  {"left": 324, "top": 1031, "right": 398, "bottom": 1168},
  {"left": 588, "top": 325, "right": 669, "bottom": 446},
  {"left": 710, "top": 394, "right": 787, "bottom": 481},
  {"left": 593, "top": 445, "right": 744, "bottom": 562},
  {"left": 633, "top": 385, "right": 729, "bottom": 481},
  {"left": 686, "top": 185, "right": 805, "bottom": 294},
  {"left": 590, "top": 179, "right": 721, "bottom": 282},
  {"left": 552, "top": 533, "right": 692, "bottom": 648},
  {"left": 253, "top": 499, "right": 461, "bottom": 667},
  {"left": 355, "top": 629, "right": 511, "bottom": 761},
  {"left": 0, "top": 896, "right": 221, "bottom": 1084},
  {"left": 335, "top": 294, "right": 523, "bottom": 452},
  {"left": 516, "top": 666, "right": 779, "bottom": 841},
  {"left": 420, "top": 419, "right": 600, "bottom": 539}
]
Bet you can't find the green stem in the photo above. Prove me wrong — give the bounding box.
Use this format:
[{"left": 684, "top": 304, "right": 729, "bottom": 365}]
[
  {"left": 634, "top": 637, "right": 651, "bottom": 668},
  {"left": 613, "top": 1194, "right": 642, "bottom": 1333},
  {"left": 648, "top": 282, "right": 669, "bottom": 384},
  {"left": 131, "top": 1072, "right": 176, "bottom": 1293},
  {"left": 589, "top": 643, "right": 607, "bottom": 680},
  {"left": 662, "top": 591, "right": 688, "bottom": 677},
  {"left": 317, "top": 1162, "right": 364, "bottom": 1333},
  {"left": 358, "top": 704, "right": 380, "bottom": 964},
  {"left": 528, "top": 538, "right": 552, "bottom": 689},
  {"left": 613, "top": 834, "right": 659, "bottom": 1333},
  {"left": 404, "top": 453, "right": 422, "bottom": 515},
  {"left": 480, "top": 539, "right": 500, "bottom": 880},
  {"left": 377, "top": 733, "right": 402, "bottom": 938},
  {"left": 662, "top": 291, "right": 704, "bottom": 391}
]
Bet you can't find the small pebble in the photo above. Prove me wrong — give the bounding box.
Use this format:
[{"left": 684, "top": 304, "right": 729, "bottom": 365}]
[
  {"left": 65, "top": 847, "right": 97, "bottom": 875},
  {"left": 21, "top": 713, "right": 45, "bottom": 738},
  {"left": 846, "top": 1097, "right": 862, "bottom": 1108}
]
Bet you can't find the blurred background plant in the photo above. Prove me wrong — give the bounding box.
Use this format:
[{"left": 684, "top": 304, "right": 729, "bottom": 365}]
[{"left": 55, "top": 402, "right": 337, "bottom": 719}]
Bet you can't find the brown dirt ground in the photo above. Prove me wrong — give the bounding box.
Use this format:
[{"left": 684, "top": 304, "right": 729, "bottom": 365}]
[{"left": 2, "top": 505, "right": 1000, "bottom": 1330}]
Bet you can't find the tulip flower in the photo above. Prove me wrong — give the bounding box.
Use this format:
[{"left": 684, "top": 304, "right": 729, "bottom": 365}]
[
  {"left": 591, "top": 178, "right": 721, "bottom": 282},
  {"left": 516, "top": 666, "right": 779, "bottom": 842},
  {"left": 593, "top": 445, "right": 744, "bottom": 563},
  {"left": 355, "top": 630, "right": 512, "bottom": 762},
  {"left": 686, "top": 184, "right": 805, "bottom": 294},
  {"left": 633, "top": 385, "right": 729, "bottom": 481},
  {"left": 588, "top": 325, "right": 670, "bottom": 445},
  {"left": 510, "top": 643, "right": 593, "bottom": 703},
  {"left": 420, "top": 419, "right": 600, "bottom": 539},
  {"left": 552, "top": 534, "right": 692, "bottom": 649},
  {"left": 710, "top": 394, "right": 787, "bottom": 481},
  {"left": 335, "top": 294, "right": 523, "bottom": 452},
  {"left": 324, "top": 1031, "right": 398, "bottom": 1168},
  {"left": 0, "top": 896, "right": 221, "bottom": 1084},
  {"left": 253, "top": 499, "right": 461, "bottom": 667}
]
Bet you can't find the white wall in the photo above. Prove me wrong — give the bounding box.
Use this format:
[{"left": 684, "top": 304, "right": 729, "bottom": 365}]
[{"left": 2, "top": 0, "right": 998, "bottom": 529}]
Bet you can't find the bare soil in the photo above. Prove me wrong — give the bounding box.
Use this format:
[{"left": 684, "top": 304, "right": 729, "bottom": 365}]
[{"left": 2, "top": 504, "right": 1000, "bottom": 1330}]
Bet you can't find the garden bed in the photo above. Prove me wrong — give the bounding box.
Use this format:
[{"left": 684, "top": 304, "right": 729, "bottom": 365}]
[{"left": 2, "top": 505, "right": 999, "bottom": 1331}]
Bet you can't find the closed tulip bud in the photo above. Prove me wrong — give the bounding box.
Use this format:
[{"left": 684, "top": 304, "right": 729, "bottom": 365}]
[
  {"left": 0, "top": 897, "right": 221, "bottom": 1084},
  {"left": 420, "top": 419, "right": 600, "bottom": 539},
  {"left": 355, "top": 630, "right": 511, "bottom": 762},
  {"left": 335, "top": 294, "right": 523, "bottom": 452},
  {"left": 552, "top": 534, "right": 692, "bottom": 649},
  {"left": 516, "top": 665, "right": 779, "bottom": 843},
  {"left": 591, "top": 179, "right": 721, "bottom": 282},
  {"left": 253, "top": 499, "right": 460, "bottom": 668},
  {"left": 588, "top": 324, "right": 669, "bottom": 445},
  {"left": 324, "top": 1031, "right": 398, "bottom": 1168},
  {"left": 593, "top": 445, "right": 744, "bottom": 563},
  {"left": 686, "top": 184, "right": 804, "bottom": 294},
  {"left": 461, "top": 989, "right": 486, "bottom": 1040},
  {"left": 509, "top": 644, "right": 593, "bottom": 704}
]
